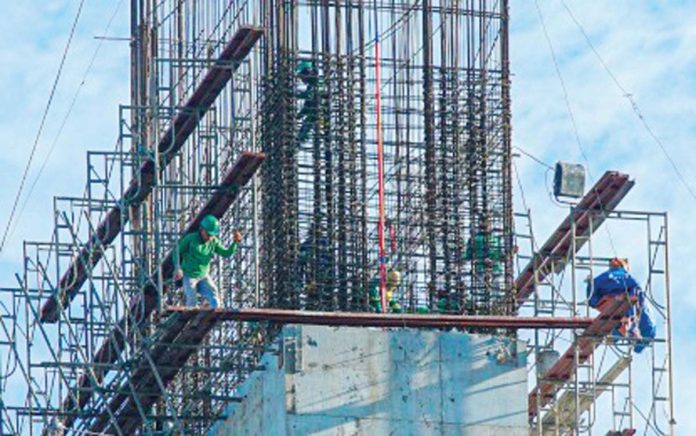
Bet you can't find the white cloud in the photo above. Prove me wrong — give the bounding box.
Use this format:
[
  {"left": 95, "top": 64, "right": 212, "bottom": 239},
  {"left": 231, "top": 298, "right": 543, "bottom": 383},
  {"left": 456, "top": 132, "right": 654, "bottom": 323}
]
[
  {"left": 0, "top": 0, "right": 693, "bottom": 433},
  {"left": 512, "top": 0, "right": 695, "bottom": 432},
  {"left": 0, "top": 1, "right": 130, "bottom": 262}
]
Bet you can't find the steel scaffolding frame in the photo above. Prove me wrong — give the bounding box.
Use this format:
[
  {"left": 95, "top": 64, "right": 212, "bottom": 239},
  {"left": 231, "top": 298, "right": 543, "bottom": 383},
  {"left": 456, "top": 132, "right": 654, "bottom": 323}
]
[
  {"left": 1, "top": 3, "right": 269, "bottom": 434},
  {"left": 0, "top": 1, "right": 675, "bottom": 435},
  {"left": 517, "top": 205, "right": 675, "bottom": 435}
]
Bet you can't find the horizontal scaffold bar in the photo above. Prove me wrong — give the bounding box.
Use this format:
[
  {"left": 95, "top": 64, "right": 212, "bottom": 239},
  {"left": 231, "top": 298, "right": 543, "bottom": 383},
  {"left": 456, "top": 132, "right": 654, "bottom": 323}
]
[
  {"left": 515, "top": 171, "right": 634, "bottom": 309},
  {"left": 164, "top": 306, "right": 595, "bottom": 329},
  {"left": 40, "top": 25, "right": 264, "bottom": 324}
]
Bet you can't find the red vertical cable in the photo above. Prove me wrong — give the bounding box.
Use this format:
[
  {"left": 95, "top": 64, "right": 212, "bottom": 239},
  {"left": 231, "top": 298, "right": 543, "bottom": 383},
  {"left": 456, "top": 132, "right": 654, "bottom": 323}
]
[
  {"left": 374, "top": 6, "right": 387, "bottom": 313},
  {"left": 389, "top": 221, "right": 397, "bottom": 254}
]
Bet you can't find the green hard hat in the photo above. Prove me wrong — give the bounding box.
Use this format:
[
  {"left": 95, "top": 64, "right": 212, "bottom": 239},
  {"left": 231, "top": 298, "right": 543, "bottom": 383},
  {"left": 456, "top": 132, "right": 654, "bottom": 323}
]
[
  {"left": 297, "top": 60, "right": 313, "bottom": 74},
  {"left": 200, "top": 214, "right": 220, "bottom": 235}
]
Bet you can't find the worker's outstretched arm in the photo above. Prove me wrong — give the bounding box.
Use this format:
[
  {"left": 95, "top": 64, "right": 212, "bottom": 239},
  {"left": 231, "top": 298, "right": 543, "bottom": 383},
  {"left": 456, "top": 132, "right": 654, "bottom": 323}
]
[{"left": 213, "top": 231, "right": 242, "bottom": 258}]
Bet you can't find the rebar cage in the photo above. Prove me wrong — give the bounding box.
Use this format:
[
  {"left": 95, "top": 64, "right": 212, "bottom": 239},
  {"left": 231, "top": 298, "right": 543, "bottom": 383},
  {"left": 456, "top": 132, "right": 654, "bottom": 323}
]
[
  {"left": 260, "top": 0, "right": 514, "bottom": 315},
  {"left": 12, "top": 2, "right": 682, "bottom": 436}
]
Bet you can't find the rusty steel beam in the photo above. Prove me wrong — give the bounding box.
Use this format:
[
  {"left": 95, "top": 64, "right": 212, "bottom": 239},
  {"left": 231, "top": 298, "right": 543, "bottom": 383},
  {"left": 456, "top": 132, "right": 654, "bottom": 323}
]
[
  {"left": 528, "top": 295, "right": 631, "bottom": 420},
  {"left": 59, "top": 152, "right": 265, "bottom": 431},
  {"left": 515, "top": 171, "right": 633, "bottom": 310},
  {"left": 164, "top": 307, "right": 595, "bottom": 329},
  {"left": 91, "top": 312, "right": 218, "bottom": 434},
  {"left": 40, "top": 26, "right": 264, "bottom": 323}
]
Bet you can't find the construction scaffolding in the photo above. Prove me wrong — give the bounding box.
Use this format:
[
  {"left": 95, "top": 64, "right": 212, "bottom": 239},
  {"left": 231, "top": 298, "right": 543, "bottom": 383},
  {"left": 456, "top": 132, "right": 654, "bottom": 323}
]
[
  {"left": 0, "top": 1, "right": 675, "bottom": 435},
  {"left": 1, "top": 3, "right": 269, "bottom": 433},
  {"left": 515, "top": 175, "right": 675, "bottom": 435}
]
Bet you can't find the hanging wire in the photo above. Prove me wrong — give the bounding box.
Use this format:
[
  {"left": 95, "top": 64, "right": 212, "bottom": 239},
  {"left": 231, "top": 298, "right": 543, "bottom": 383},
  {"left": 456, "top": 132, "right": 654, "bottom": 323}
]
[
  {"left": 533, "top": 0, "right": 619, "bottom": 257},
  {"left": 561, "top": 0, "right": 696, "bottom": 203},
  {"left": 8, "top": 0, "right": 127, "bottom": 244},
  {"left": 0, "top": 0, "right": 87, "bottom": 255}
]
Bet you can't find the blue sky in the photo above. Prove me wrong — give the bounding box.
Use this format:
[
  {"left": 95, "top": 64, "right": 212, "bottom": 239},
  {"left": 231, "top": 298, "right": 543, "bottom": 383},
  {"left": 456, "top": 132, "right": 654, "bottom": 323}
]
[
  {"left": 0, "top": 0, "right": 693, "bottom": 433},
  {"left": 511, "top": 1, "right": 696, "bottom": 433}
]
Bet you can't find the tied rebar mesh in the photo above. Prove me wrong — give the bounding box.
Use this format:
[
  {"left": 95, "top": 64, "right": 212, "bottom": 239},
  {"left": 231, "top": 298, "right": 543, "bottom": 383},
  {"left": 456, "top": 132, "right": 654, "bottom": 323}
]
[
  {"left": 0, "top": 1, "right": 517, "bottom": 434},
  {"left": 260, "top": 0, "right": 514, "bottom": 316}
]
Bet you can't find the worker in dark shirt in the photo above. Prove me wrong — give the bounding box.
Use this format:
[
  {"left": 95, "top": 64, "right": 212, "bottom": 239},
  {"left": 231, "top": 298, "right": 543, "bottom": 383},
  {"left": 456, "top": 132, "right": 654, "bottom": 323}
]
[{"left": 587, "top": 257, "right": 656, "bottom": 352}]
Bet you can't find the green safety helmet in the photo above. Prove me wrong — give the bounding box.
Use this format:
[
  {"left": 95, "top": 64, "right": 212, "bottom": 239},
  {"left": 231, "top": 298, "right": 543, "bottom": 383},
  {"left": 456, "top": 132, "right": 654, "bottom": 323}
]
[
  {"left": 200, "top": 214, "right": 220, "bottom": 236},
  {"left": 297, "top": 60, "right": 313, "bottom": 74}
]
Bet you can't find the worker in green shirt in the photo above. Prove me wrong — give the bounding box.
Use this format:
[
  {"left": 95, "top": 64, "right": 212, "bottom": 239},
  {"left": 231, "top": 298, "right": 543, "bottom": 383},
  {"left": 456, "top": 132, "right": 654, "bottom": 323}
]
[
  {"left": 174, "top": 215, "right": 242, "bottom": 308},
  {"left": 465, "top": 220, "right": 504, "bottom": 291},
  {"left": 464, "top": 220, "right": 504, "bottom": 271},
  {"left": 296, "top": 60, "right": 325, "bottom": 144}
]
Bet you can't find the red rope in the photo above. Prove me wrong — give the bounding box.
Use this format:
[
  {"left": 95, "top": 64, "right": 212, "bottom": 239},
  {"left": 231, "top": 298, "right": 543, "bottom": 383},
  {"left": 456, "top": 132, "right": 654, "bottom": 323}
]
[{"left": 375, "top": 38, "right": 387, "bottom": 313}]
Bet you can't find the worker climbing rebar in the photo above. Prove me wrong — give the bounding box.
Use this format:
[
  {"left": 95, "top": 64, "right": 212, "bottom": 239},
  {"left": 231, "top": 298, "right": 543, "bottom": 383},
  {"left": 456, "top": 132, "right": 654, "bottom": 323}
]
[
  {"left": 464, "top": 219, "right": 504, "bottom": 290},
  {"left": 586, "top": 257, "right": 656, "bottom": 352},
  {"left": 296, "top": 60, "right": 325, "bottom": 145},
  {"left": 175, "top": 214, "right": 242, "bottom": 308}
]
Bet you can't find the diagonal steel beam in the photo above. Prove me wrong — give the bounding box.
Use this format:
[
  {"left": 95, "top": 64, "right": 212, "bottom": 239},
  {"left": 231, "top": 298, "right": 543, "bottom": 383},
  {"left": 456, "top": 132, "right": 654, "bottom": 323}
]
[
  {"left": 537, "top": 355, "right": 631, "bottom": 432},
  {"left": 97, "top": 312, "right": 218, "bottom": 434},
  {"left": 59, "top": 152, "right": 264, "bottom": 430},
  {"left": 40, "top": 26, "right": 264, "bottom": 323},
  {"left": 528, "top": 295, "right": 631, "bottom": 420},
  {"left": 515, "top": 171, "right": 634, "bottom": 309}
]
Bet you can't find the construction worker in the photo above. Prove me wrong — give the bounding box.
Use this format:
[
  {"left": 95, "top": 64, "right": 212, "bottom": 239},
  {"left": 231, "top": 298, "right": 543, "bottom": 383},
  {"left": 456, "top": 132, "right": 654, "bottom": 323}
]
[
  {"left": 368, "top": 269, "right": 402, "bottom": 313},
  {"left": 297, "top": 233, "right": 332, "bottom": 306},
  {"left": 436, "top": 289, "right": 458, "bottom": 314},
  {"left": 587, "top": 258, "right": 640, "bottom": 308},
  {"left": 464, "top": 219, "right": 504, "bottom": 289},
  {"left": 587, "top": 258, "right": 655, "bottom": 352},
  {"left": 296, "top": 60, "right": 324, "bottom": 144},
  {"left": 175, "top": 215, "right": 242, "bottom": 308}
]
